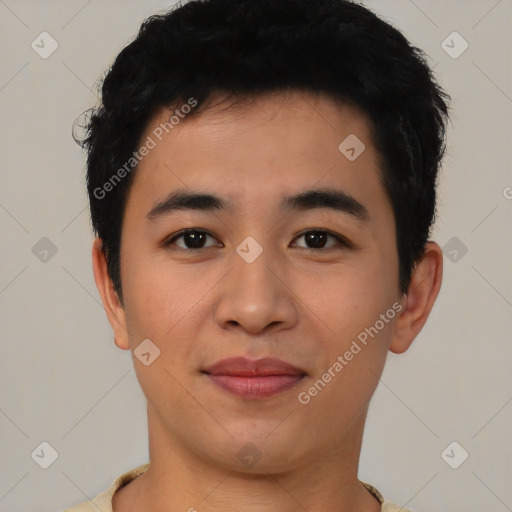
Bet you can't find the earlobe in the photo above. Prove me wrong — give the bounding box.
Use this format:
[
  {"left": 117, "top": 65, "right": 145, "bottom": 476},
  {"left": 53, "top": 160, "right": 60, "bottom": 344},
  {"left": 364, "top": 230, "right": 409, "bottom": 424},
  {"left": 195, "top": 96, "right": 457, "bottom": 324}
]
[
  {"left": 389, "top": 241, "right": 443, "bottom": 354},
  {"left": 91, "top": 238, "right": 131, "bottom": 350}
]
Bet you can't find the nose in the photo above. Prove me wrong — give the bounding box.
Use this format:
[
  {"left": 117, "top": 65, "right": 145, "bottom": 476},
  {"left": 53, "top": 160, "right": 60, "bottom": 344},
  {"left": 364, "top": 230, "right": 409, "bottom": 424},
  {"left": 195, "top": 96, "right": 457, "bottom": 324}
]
[{"left": 214, "top": 243, "right": 299, "bottom": 335}]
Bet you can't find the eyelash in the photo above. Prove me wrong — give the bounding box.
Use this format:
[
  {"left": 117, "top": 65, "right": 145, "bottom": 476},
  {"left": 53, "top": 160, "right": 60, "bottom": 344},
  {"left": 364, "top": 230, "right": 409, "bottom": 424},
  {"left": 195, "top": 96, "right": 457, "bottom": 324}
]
[{"left": 162, "top": 228, "right": 352, "bottom": 252}]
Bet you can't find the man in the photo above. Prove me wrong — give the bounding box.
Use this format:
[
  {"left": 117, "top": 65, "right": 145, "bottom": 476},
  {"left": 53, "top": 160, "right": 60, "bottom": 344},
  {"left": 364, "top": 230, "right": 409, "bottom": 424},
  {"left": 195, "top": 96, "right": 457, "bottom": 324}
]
[{"left": 65, "top": 0, "right": 450, "bottom": 510}]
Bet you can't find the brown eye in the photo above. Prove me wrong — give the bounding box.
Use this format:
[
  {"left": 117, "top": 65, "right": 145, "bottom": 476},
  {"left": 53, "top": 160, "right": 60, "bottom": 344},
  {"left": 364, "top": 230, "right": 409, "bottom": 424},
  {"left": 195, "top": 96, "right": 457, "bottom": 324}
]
[
  {"left": 293, "top": 230, "right": 351, "bottom": 250},
  {"left": 165, "top": 229, "right": 221, "bottom": 250}
]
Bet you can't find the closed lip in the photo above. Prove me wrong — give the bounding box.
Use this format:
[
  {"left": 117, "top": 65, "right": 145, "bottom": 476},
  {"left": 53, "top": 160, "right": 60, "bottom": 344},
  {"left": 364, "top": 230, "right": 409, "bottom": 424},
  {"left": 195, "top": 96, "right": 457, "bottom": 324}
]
[{"left": 202, "top": 357, "right": 307, "bottom": 377}]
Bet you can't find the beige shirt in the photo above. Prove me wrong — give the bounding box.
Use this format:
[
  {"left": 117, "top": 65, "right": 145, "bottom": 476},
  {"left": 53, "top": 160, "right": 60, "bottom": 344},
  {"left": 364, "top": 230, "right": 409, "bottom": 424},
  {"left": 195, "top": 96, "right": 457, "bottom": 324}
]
[{"left": 62, "top": 463, "right": 413, "bottom": 512}]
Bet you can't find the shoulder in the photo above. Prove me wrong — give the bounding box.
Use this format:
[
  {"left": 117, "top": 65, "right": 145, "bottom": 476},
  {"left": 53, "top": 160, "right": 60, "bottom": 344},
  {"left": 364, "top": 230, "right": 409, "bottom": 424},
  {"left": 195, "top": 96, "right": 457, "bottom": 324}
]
[
  {"left": 360, "top": 480, "right": 414, "bottom": 512},
  {"left": 60, "top": 463, "right": 150, "bottom": 512},
  {"left": 382, "top": 502, "right": 414, "bottom": 512}
]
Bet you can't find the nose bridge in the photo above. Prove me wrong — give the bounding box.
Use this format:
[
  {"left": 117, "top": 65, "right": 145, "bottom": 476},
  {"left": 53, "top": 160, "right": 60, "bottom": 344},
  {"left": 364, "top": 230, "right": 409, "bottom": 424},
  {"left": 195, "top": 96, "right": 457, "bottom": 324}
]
[
  {"left": 233, "top": 235, "right": 280, "bottom": 305},
  {"left": 214, "top": 235, "right": 297, "bottom": 333}
]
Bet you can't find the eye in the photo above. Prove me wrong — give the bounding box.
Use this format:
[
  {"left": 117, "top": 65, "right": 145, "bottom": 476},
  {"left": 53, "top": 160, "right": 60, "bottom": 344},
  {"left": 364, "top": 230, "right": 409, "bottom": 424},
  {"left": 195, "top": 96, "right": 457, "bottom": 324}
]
[
  {"left": 164, "top": 229, "right": 222, "bottom": 251},
  {"left": 292, "top": 229, "right": 351, "bottom": 250},
  {"left": 163, "top": 228, "right": 351, "bottom": 252}
]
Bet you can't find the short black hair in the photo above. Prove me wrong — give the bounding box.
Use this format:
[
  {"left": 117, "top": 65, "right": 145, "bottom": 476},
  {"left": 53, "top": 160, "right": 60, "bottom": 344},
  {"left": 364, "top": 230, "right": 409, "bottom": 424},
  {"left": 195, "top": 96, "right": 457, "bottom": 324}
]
[{"left": 79, "top": 0, "right": 451, "bottom": 304}]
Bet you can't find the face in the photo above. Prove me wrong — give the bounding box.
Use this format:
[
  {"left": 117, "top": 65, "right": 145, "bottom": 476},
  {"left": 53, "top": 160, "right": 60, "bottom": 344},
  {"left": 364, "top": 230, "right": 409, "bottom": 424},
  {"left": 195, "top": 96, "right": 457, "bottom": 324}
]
[{"left": 102, "top": 91, "right": 409, "bottom": 472}]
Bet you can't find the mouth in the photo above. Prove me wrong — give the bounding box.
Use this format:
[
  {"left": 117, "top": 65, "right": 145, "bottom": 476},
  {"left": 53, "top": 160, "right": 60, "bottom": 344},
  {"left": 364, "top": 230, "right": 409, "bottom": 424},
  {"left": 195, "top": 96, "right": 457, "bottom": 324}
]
[{"left": 201, "top": 357, "right": 307, "bottom": 399}]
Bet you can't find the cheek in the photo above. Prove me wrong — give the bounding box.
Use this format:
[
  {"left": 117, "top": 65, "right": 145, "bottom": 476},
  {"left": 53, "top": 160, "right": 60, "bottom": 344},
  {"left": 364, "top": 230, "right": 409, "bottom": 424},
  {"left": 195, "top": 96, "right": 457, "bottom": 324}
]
[
  {"left": 299, "top": 271, "right": 396, "bottom": 420},
  {"left": 120, "top": 253, "right": 218, "bottom": 358},
  {"left": 120, "top": 263, "right": 202, "bottom": 406},
  {"left": 297, "top": 256, "right": 398, "bottom": 399},
  {"left": 120, "top": 254, "right": 181, "bottom": 343},
  {"left": 304, "top": 259, "right": 394, "bottom": 332}
]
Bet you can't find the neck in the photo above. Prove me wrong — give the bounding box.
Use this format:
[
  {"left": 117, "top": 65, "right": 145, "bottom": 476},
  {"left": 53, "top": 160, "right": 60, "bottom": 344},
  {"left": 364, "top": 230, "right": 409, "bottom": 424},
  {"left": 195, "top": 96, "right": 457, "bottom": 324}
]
[{"left": 113, "top": 403, "right": 381, "bottom": 512}]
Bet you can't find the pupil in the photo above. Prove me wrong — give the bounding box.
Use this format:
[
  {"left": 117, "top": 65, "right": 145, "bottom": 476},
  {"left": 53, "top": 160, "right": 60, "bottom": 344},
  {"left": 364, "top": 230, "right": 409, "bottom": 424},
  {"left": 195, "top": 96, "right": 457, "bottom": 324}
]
[
  {"left": 185, "top": 232, "right": 205, "bottom": 248},
  {"left": 306, "top": 232, "right": 326, "bottom": 248}
]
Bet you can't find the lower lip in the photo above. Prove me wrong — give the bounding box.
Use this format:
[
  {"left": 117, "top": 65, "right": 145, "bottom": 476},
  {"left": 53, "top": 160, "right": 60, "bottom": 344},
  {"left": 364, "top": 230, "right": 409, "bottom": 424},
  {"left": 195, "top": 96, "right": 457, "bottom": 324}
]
[{"left": 206, "top": 374, "right": 305, "bottom": 399}]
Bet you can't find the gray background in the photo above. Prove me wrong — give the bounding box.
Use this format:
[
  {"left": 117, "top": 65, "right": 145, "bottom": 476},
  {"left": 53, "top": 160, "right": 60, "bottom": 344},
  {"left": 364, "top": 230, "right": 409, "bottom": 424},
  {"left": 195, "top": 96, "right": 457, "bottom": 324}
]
[{"left": 0, "top": 1, "right": 511, "bottom": 511}]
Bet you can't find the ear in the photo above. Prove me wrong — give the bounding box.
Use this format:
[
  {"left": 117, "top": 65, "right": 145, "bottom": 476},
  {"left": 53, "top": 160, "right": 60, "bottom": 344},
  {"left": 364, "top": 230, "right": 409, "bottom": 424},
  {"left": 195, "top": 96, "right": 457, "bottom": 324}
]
[
  {"left": 91, "top": 237, "right": 131, "bottom": 350},
  {"left": 389, "top": 241, "right": 443, "bottom": 354}
]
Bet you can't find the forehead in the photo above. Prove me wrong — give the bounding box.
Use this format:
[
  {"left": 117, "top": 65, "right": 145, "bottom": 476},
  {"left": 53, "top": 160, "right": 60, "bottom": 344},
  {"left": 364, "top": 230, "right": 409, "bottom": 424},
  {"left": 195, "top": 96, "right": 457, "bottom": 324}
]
[{"left": 124, "top": 90, "right": 389, "bottom": 223}]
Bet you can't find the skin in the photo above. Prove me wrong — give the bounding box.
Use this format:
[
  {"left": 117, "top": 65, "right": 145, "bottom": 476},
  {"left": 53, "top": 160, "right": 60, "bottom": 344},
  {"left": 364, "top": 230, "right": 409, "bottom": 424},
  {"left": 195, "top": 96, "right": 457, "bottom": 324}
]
[{"left": 92, "top": 90, "right": 442, "bottom": 512}]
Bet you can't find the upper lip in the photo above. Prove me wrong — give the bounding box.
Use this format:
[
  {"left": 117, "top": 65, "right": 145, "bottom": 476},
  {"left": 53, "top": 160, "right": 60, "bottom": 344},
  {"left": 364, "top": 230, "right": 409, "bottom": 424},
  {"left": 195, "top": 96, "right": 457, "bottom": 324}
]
[{"left": 202, "top": 357, "right": 307, "bottom": 377}]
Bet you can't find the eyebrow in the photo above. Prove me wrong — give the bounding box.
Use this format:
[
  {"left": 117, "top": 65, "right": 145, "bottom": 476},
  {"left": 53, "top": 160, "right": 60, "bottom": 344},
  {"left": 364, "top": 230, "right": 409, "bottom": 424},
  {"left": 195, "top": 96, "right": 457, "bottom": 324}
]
[{"left": 146, "top": 187, "right": 369, "bottom": 222}]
